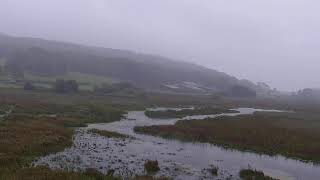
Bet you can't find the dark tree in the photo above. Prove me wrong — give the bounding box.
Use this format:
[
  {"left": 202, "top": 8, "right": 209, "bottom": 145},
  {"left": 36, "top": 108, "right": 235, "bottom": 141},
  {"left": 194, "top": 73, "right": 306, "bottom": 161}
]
[
  {"left": 65, "top": 80, "right": 79, "bottom": 93},
  {"left": 23, "top": 82, "right": 35, "bottom": 90},
  {"left": 94, "top": 82, "right": 139, "bottom": 94},
  {"left": 54, "top": 79, "right": 66, "bottom": 93},
  {"left": 54, "top": 79, "right": 79, "bottom": 93},
  {"left": 230, "top": 85, "right": 256, "bottom": 98}
]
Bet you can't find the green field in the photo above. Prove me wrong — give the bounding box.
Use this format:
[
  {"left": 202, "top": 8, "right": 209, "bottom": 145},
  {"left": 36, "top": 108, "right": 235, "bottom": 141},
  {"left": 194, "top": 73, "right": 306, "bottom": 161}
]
[
  {"left": 24, "top": 72, "right": 117, "bottom": 85},
  {"left": 0, "top": 72, "right": 118, "bottom": 91}
]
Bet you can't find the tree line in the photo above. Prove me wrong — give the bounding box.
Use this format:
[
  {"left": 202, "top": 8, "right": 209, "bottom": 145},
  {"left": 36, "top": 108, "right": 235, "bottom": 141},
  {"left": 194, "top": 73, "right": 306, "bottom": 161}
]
[{"left": 24, "top": 79, "right": 79, "bottom": 93}]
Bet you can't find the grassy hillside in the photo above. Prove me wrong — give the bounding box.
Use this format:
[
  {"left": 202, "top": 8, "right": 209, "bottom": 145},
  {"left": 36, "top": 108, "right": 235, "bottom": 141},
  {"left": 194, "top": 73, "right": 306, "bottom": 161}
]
[{"left": 0, "top": 33, "right": 260, "bottom": 94}]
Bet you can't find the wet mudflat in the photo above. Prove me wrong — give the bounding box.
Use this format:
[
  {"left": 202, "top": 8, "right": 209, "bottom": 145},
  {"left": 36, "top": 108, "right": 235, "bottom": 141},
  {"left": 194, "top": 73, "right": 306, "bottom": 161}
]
[{"left": 34, "top": 108, "right": 320, "bottom": 180}]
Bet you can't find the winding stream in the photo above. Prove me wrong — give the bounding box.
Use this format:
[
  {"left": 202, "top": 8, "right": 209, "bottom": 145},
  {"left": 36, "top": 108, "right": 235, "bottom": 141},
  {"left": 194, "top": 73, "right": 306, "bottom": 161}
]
[{"left": 34, "top": 108, "right": 320, "bottom": 180}]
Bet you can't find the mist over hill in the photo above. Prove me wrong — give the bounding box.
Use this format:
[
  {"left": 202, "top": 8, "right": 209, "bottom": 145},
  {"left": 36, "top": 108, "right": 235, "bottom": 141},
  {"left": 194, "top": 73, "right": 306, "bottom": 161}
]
[{"left": 0, "top": 33, "right": 269, "bottom": 95}]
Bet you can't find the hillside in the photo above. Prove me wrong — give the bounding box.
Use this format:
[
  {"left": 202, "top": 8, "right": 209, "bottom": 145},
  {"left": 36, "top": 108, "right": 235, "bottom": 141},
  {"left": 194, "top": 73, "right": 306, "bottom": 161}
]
[{"left": 0, "top": 33, "right": 263, "bottom": 94}]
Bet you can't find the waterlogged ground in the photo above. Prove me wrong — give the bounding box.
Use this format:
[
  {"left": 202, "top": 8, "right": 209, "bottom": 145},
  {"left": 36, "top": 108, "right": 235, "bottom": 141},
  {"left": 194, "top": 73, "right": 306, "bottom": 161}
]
[{"left": 34, "top": 108, "right": 320, "bottom": 180}]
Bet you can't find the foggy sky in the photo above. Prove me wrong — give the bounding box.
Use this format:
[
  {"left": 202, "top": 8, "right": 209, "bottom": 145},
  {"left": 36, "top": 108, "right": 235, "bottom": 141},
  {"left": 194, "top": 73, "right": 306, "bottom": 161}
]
[{"left": 0, "top": 0, "right": 319, "bottom": 91}]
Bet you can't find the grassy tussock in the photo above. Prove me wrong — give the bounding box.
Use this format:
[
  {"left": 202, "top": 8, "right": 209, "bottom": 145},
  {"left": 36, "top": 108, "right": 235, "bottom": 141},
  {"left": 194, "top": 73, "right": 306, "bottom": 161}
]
[
  {"left": 144, "top": 160, "right": 160, "bottom": 174},
  {"left": 239, "top": 169, "right": 277, "bottom": 180},
  {"left": 1, "top": 166, "right": 119, "bottom": 180}
]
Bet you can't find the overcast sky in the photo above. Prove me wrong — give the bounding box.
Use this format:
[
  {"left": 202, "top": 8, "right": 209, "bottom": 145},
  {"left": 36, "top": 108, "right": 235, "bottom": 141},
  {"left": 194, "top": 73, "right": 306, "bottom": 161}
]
[{"left": 0, "top": 0, "right": 319, "bottom": 91}]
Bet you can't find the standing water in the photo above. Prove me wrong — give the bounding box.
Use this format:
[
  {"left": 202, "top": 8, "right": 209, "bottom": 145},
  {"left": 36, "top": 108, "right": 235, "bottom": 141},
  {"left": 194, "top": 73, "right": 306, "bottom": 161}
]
[{"left": 34, "top": 108, "right": 320, "bottom": 180}]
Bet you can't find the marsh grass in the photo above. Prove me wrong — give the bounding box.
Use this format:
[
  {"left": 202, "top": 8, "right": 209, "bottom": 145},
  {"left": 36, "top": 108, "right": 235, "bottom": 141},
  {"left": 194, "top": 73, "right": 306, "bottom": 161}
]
[
  {"left": 0, "top": 118, "right": 73, "bottom": 170},
  {"left": 144, "top": 160, "right": 160, "bottom": 174},
  {"left": 239, "top": 169, "right": 277, "bottom": 180},
  {"left": 10, "top": 102, "right": 125, "bottom": 125},
  {"left": 1, "top": 166, "right": 120, "bottom": 180},
  {"left": 0, "top": 98, "right": 126, "bottom": 179},
  {"left": 135, "top": 111, "right": 320, "bottom": 163},
  {"left": 144, "top": 107, "right": 239, "bottom": 119}
]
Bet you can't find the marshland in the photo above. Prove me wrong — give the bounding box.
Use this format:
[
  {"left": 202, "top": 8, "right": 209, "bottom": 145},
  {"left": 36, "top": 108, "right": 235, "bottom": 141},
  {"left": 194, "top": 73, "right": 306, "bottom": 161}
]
[{"left": 1, "top": 1, "right": 320, "bottom": 179}]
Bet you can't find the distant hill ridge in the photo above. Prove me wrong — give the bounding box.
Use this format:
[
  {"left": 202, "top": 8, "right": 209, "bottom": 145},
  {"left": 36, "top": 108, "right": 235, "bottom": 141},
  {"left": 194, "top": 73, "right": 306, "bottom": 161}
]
[{"left": 0, "top": 33, "right": 264, "bottom": 94}]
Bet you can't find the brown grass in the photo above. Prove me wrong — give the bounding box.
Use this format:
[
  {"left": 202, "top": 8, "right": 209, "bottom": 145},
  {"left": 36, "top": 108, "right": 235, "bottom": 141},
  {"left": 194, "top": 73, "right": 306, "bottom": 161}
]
[
  {"left": 144, "top": 107, "right": 239, "bottom": 119},
  {"left": 0, "top": 118, "right": 73, "bottom": 170},
  {"left": 1, "top": 166, "right": 119, "bottom": 180},
  {"left": 239, "top": 169, "right": 277, "bottom": 180},
  {"left": 0, "top": 97, "right": 125, "bottom": 179},
  {"left": 135, "top": 111, "right": 320, "bottom": 163}
]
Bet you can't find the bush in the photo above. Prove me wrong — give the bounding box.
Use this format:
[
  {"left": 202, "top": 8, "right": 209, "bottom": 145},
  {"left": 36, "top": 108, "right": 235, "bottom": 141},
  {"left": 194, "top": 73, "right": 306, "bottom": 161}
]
[
  {"left": 209, "top": 166, "right": 219, "bottom": 176},
  {"left": 54, "top": 79, "right": 79, "bottom": 93},
  {"left": 230, "top": 85, "right": 256, "bottom": 98},
  {"left": 239, "top": 169, "right": 276, "bottom": 180},
  {"left": 144, "top": 160, "right": 160, "bottom": 174},
  {"left": 24, "top": 82, "right": 35, "bottom": 90}
]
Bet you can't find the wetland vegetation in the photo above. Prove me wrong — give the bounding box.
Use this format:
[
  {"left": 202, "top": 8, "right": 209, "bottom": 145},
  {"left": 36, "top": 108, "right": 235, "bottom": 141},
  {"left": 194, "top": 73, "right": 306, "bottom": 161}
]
[
  {"left": 239, "top": 169, "right": 277, "bottom": 180},
  {"left": 144, "top": 107, "right": 239, "bottom": 119},
  {"left": 144, "top": 160, "right": 160, "bottom": 174},
  {"left": 0, "top": 94, "right": 127, "bottom": 179},
  {"left": 135, "top": 111, "right": 320, "bottom": 163},
  {"left": 1, "top": 88, "right": 320, "bottom": 179},
  {"left": 0, "top": 89, "right": 180, "bottom": 179}
]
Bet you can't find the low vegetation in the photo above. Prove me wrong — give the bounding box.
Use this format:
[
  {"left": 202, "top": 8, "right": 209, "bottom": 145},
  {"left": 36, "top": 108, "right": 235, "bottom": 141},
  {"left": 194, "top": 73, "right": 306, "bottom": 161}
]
[
  {"left": 144, "top": 107, "right": 239, "bottom": 119},
  {"left": 208, "top": 166, "right": 219, "bottom": 176},
  {"left": 144, "top": 160, "right": 160, "bottom": 174},
  {"left": 2, "top": 166, "right": 119, "bottom": 180},
  {"left": 134, "top": 175, "right": 170, "bottom": 180},
  {"left": 94, "top": 82, "right": 145, "bottom": 97},
  {"left": 1, "top": 83, "right": 320, "bottom": 179},
  {"left": 9, "top": 102, "right": 126, "bottom": 126},
  {"left": 135, "top": 111, "right": 320, "bottom": 163},
  {"left": 239, "top": 169, "right": 277, "bottom": 180},
  {"left": 0, "top": 117, "right": 73, "bottom": 171},
  {"left": 0, "top": 97, "right": 126, "bottom": 179},
  {"left": 54, "top": 79, "right": 79, "bottom": 93},
  {"left": 88, "top": 129, "right": 129, "bottom": 139}
]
